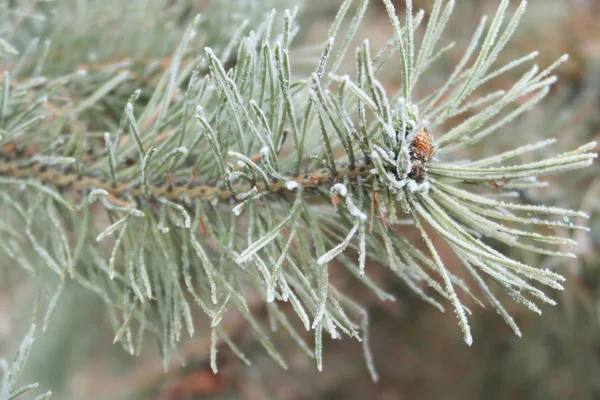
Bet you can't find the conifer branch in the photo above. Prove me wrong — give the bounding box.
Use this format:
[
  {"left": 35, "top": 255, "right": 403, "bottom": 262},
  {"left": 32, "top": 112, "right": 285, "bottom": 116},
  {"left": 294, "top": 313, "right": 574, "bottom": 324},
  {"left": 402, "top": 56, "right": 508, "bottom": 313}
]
[
  {"left": 0, "top": 324, "right": 51, "bottom": 400},
  {"left": 0, "top": 0, "right": 596, "bottom": 376}
]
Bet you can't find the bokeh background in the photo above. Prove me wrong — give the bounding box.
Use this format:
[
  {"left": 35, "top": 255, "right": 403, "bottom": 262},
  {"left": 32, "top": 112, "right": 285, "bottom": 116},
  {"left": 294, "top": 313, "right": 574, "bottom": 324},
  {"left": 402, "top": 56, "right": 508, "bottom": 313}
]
[{"left": 1, "top": 0, "right": 599, "bottom": 399}]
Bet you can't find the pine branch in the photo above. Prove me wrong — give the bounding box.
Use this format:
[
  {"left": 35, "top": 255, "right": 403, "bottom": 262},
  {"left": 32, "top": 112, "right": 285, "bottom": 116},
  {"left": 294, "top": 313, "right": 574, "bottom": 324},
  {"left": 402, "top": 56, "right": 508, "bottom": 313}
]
[
  {"left": 0, "top": 0, "right": 596, "bottom": 376},
  {"left": 0, "top": 324, "right": 51, "bottom": 400}
]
